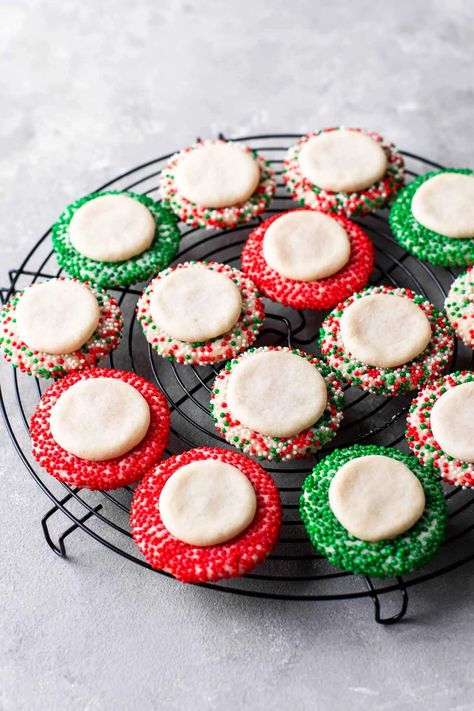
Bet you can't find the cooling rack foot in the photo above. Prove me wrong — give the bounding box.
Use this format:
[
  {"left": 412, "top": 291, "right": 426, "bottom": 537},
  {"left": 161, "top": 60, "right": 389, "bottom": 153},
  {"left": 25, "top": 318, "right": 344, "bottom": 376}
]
[
  {"left": 365, "top": 576, "right": 409, "bottom": 624},
  {"left": 41, "top": 491, "right": 103, "bottom": 558}
]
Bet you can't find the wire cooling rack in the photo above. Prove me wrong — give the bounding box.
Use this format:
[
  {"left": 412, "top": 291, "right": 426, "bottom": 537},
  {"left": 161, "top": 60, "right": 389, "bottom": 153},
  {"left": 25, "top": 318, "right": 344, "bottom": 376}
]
[{"left": 1, "top": 134, "right": 473, "bottom": 624}]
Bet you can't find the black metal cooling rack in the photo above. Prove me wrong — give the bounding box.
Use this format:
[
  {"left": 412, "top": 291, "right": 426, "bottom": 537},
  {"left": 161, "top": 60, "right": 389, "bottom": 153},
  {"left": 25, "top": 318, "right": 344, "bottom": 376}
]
[{"left": 1, "top": 134, "right": 473, "bottom": 625}]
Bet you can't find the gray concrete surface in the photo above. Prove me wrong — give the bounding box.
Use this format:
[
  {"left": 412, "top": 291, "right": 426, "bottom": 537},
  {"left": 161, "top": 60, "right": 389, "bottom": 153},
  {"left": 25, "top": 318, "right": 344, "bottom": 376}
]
[{"left": 1, "top": 1, "right": 473, "bottom": 709}]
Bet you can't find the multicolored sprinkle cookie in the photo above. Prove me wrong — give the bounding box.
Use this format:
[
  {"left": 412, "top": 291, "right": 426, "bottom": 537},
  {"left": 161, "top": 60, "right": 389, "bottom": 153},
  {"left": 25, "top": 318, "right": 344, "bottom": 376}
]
[
  {"left": 210, "top": 346, "right": 344, "bottom": 462},
  {"left": 130, "top": 446, "right": 282, "bottom": 583},
  {"left": 0, "top": 278, "right": 123, "bottom": 379},
  {"left": 319, "top": 285, "right": 454, "bottom": 396},
  {"left": 282, "top": 128, "right": 404, "bottom": 217},
  {"left": 300, "top": 444, "right": 447, "bottom": 578},
  {"left": 444, "top": 268, "right": 474, "bottom": 348},
  {"left": 137, "top": 261, "right": 264, "bottom": 365},
  {"left": 30, "top": 367, "right": 170, "bottom": 490},
  {"left": 389, "top": 170, "right": 474, "bottom": 267},
  {"left": 240, "top": 209, "right": 374, "bottom": 310},
  {"left": 52, "top": 191, "right": 180, "bottom": 288},
  {"left": 407, "top": 370, "right": 474, "bottom": 488},
  {"left": 158, "top": 139, "right": 276, "bottom": 229}
]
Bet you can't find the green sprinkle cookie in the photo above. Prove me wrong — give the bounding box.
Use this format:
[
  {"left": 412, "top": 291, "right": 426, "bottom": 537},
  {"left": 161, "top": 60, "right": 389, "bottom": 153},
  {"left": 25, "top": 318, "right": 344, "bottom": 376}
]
[
  {"left": 300, "top": 444, "right": 447, "bottom": 578},
  {"left": 444, "top": 268, "right": 474, "bottom": 349},
  {"left": 52, "top": 191, "right": 180, "bottom": 288},
  {"left": 389, "top": 169, "right": 474, "bottom": 267}
]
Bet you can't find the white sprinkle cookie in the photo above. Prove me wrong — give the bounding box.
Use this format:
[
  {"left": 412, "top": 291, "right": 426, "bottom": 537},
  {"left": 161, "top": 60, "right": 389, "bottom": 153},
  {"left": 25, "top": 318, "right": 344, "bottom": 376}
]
[
  {"left": 406, "top": 370, "right": 474, "bottom": 488},
  {"left": 158, "top": 139, "right": 276, "bottom": 229},
  {"left": 137, "top": 261, "right": 265, "bottom": 366},
  {"left": 444, "top": 268, "right": 474, "bottom": 348},
  {"left": 282, "top": 127, "right": 404, "bottom": 218},
  {"left": 0, "top": 278, "right": 123, "bottom": 379},
  {"left": 210, "top": 346, "right": 344, "bottom": 462},
  {"left": 319, "top": 285, "right": 454, "bottom": 396}
]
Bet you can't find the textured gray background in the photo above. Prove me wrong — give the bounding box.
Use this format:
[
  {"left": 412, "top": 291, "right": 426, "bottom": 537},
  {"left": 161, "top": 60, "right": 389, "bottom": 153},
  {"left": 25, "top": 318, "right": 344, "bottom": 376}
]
[{"left": 1, "top": 1, "right": 473, "bottom": 709}]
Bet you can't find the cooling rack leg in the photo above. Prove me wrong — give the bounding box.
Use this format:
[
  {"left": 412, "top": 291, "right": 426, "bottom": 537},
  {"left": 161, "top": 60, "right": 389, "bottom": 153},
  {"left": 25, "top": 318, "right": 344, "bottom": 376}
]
[
  {"left": 364, "top": 576, "right": 409, "bottom": 624},
  {"left": 41, "top": 494, "right": 103, "bottom": 558}
]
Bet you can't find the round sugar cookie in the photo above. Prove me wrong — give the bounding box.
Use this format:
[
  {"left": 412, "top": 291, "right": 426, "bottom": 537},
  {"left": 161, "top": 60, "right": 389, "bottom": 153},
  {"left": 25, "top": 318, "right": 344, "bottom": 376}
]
[
  {"left": 149, "top": 265, "right": 242, "bottom": 342},
  {"left": 173, "top": 141, "right": 260, "bottom": 208},
  {"left": 130, "top": 447, "right": 282, "bottom": 583},
  {"left": 241, "top": 210, "right": 374, "bottom": 310},
  {"left": 137, "top": 261, "right": 264, "bottom": 366},
  {"left": 319, "top": 285, "right": 454, "bottom": 396},
  {"left": 328, "top": 454, "right": 425, "bottom": 542},
  {"left": 411, "top": 172, "right": 474, "bottom": 239},
  {"left": 339, "top": 293, "right": 432, "bottom": 368},
  {"left": 430, "top": 383, "right": 474, "bottom": 463},
  {"left": 159, "top": 459, "right": 257, "bottom": 546},
  {"left": 53, "top": 191, "right": 181, "bottom": 288},
  {"left": 444, "top": 268, "right": 474, "bottom": 348},
  {"left": 0, "top": 278, "right": 123, "bottom": 379},
  {"left": 389, "top": 169, "right": 474, "bottom": 267},
  {"left": 159, "top": 139, "right": 276, "bottom": 229},
  {"left": 298, "top": 129, "right": 388, "bottom": 193},
  {"left": 210, "top": 346, "right": 344, "bottom": 462},
  {"left": 30, "top": 368, "right": 170, "bottom": 490},
  {"left": 282, "top": 128, "right": 405, "bottom": 218},
  {"left": 50, "top": 377, "right": 151, "bottom": 461},
  {"left": 262, "top": 210, "right": 350, "bottom": 281},
  {"left": 15, "top": 279, "right": 100, "bottom": 355},
  {"left": 300, "top": 445, "right": 447, "bottom": 578},
  {"left": 69, "top": 193, "right": 156, "bottom": 262},
  {"left": 225, "top": 349, "right": 328, "bottom": 438},
  {"left": 407, "top": 371, "right": 474, "bottom": 487}
]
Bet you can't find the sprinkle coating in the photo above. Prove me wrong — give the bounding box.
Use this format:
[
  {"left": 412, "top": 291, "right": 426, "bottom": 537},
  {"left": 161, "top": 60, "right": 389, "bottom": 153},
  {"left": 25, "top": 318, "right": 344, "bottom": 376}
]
[
  {"left": 52, "top": 191, "right": 180, "bottom": 288},
  {"left": 282, "top": 128, "right": 404, "bottom": 217},
  {"left": 319, "top": 285, "right": 454, "bottom": 395},
  {"left": 30, "top": 367, "right": 170, "bottom": 490},
  {"left": 389, "top": 169, "right": 474, "bottom": 267},
  {"left": 137, "top": 261, "right": 264, "bottom": 365},
  {"left": 406, "top": 370, "right": 474, "bottom": 488},
  {"left": 130, "top": 446, "right": 282, "bottom": 583},
  {"left": 241, "top": 209, "right": 374, "bottom": 310},
  {"left": 0, "top": 278, "right": 123, "bottom": 379},
  {"left": 158, "top": 139, "right": 276, "bottom": 229},
  {"left": 444, "top": 268, "right": 474, "bottom": 348},
  {"left": 210, "top": 346, "right": 344, "bottom": 462},
  {"left": 300, "top": 444, "right": 447, "bottom": 577}
]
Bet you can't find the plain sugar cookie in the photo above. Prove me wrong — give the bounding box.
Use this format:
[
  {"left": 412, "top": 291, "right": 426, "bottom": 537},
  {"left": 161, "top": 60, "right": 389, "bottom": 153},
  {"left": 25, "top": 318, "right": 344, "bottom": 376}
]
[
  {"left": 411, "top": 172, "right": 474, "bottom": 239},
  {"left": 262, "top": 210, "right": 350, "bottom": 281},
  {"left": 69, "top": 193, "right": 156, "bottom": 262},
  {"left": 159, "top": 459, "right": 257, "bottom": 546},
  {"left": 298, "top": 129, "right": 388, "bottom": 193},
  {"left": 149, "top": 265, "right": 242, "bottom": 342},
  {"left": 328, "top": 454, "right": 425, "bottom": 542},
  {"left": 15, "top": 279, "right": 100, "bottom": 355},
  {"left": 173, "top": 141, "right": 260, "bottom": 208},
  {"left": 226, "top": 349, "right": 328, "bottom": 438},
  {"left": 50, "top": 377, "right": 151, "bottom": 461},
  {"left": 430, "top": 382, "right": 474, "bottom": 463}
]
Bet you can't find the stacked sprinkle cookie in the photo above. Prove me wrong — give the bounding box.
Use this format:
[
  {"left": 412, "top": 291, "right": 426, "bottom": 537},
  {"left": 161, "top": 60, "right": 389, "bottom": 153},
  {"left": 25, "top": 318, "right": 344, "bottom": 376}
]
[{"left": 3, "top": 128, "right": 473, "bottom": 587}]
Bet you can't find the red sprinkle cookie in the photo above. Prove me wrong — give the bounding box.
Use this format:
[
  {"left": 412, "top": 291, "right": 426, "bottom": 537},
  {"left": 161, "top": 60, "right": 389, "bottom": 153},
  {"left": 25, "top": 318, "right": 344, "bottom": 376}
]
[
  {"left": 210, "top": 346, "right": 344, "bottom": 462},
  {"left": 130, "top": 447, "right": 282, "bottom": 583},
  {"left": 137, "top": 261, "right": 264, "bottom": 366},
  {"left": 407, "top": 370, "right": 474, "bottom": 488},
  {"left": 444, "top": 268, "right": 474, "bottom": 348},
  {"left": 319, "top": 285, "right": 454, "bottom": 396},
  {"left": 31, "top": 368, "right": 170, "bottom": 490},
  {"left": 282, "top": 127, "right": 404, "bottom": 217},
  {"left": 158, "top": 139, "right": 276, "bottom": 229},
  {"left": 0, "top": 278, "right": 123, "bottom": 379},
  {"left": 241, "top": 209, "right": 374, "bottom": 310}
]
